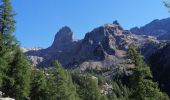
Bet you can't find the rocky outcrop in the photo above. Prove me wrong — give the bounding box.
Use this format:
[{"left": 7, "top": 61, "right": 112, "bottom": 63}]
[
  {"left": 130, "top": 17, "right": 170, "bottom": 40},
  {"left": 101, "top": 83, "right": 113, "bottom": 95},
  {"left": 26, "top": 56, "right": 44, "bottom": 66},
  {"left": 48, "top": 26, "right": 73, "bottom": 52},
  {"left": 20, "top": 47, "right": 42, "bottom": 53},
  {"left": 0, "top": 98, "right": 15, "bottom": 100},
  {"left": 24, "top": 21, "right": 161, "bottom": 70}
]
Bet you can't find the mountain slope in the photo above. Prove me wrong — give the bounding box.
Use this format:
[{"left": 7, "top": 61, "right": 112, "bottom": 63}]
[
  {"left": 24, "top": 21, "right": 161, "bottom": 70},
  {"left": 130, "top": 17, "right": 170, "bottom": 40}
]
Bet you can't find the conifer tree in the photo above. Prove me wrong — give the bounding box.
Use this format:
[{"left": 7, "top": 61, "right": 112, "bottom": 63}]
[
  {"left": 0, "top": 0, "right": 17, "bottom": 54},
  {"left": 73, "top": 73, "right": 101, "bottom": 100},
  {"left": 127, "top": 45, "right": 169, "bottom": 100},
  {"left": 2, "top": 48, "right": 31, "bottom": 99},
  {"left": 30, "top": 69, "right": 48, "bottom": 100},
  {"left": 0, "top": 1, "right": 32, "bottom": 99},
  {"left": 164, "top": 0, "right": 170, "bottom": 12},
  {"left": 47, "top": 61, "right": 78, "bottom": 100},
  {"left": 0, "top": 0, "right": 17, "bottom": 86},
  {"left": 84, "top": 77, "right": 101, "bottom": 100}
]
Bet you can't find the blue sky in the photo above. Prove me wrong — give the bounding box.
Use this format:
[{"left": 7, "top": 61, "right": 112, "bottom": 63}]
[{"left": 11, "top": 0, "right": 169, "bottom": 48}]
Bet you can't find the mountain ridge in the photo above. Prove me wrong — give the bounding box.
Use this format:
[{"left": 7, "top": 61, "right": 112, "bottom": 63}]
[
  {"left": 130, "top": 17, "right": 170, "bottom": 40},
  {"left": 24, "top": 20, "right": 161, "bottom": 70}
]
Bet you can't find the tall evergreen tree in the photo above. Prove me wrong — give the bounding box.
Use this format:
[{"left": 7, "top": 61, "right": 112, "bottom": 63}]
[
  {"left": 0, "top": 0, "right": 17, "bottom": 86},
  {"left": 2, "top": 48, "right": 31, "bottom": 99},
  {"left": 84, "top": 77, "right": 101, "bottom": 100},
  {"left": 164, "top": 0, "right": 170, "bottom": 12},
  {"left": 73, "top": 73, "right": 101, "bottom": 100},
  {"left": 0, "top": 0, "right": 17, "bottom": 53},
  {"left": 47, "top": 61, "right": 79, "bottom": 100},
  {"left": 127, "top": 45, "right": 169, "bottom": 100},
  {"left": 0, "top": 0, "right": 31, "bottom": 99},
  {"left": 30, "top": 69, "right": 48, "bottom": 100}
]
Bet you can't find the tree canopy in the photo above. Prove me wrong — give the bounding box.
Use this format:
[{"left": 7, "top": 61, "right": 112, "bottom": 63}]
[{"left": 164, "top": 0, "right": 170, "bottom": 11}]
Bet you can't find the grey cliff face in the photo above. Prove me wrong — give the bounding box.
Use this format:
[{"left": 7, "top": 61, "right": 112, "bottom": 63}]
[
  {"left": 130, "top": 17, "right": 170, "bottom": 40},
  {"left": 23, "top": 21, "right": 161, "bottom": 70},
  {"left": 48, "top": 26, "right": 73, "bottom": 52}
]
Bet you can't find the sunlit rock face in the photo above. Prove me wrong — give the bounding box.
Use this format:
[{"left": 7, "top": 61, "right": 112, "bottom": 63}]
[{"left": 23, "top": 21, "right": 161, "bottom": 70}]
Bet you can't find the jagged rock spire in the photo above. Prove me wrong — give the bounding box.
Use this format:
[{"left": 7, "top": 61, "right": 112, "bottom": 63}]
[
  {"left": 50, "top": 26, "right": 73, "bottom": 50},
  {"left": 113, "top": 20, "right": 120, "bottom": 25}
]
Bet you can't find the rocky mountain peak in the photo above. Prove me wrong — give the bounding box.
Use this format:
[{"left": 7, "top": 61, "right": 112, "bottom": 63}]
[
  {"left": 83, "top": 22, "right": 134, "bottom": 60},
  {"left": 54, "top": 26, "right": 73, "bottom": 43},
  {"left": 57, "top": 26, "right": 72, "bottom": 35},
  {"left": 24, "top": 20, "right": 161, "bottom": 69},
  {"left": 112, "top": 20, "right": 123, "bottom": 30},
  {"left": 50, "top": 26, "right": 73, "bottom": 51},
  {"left": 130, "top": 17, "right": 170, "bottom": 40},
  {"left": 85, "top": 22, "right": 126, "bottom": 42},
  {"left": 113, "top": 20, "right": 120, "bottom": 25}
]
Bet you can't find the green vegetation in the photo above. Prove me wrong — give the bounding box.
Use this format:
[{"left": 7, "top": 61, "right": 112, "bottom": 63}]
[
  {"left": 0, "top": 0, "right": 169, "bottom": 100},
  {"left": 46, "top": 61, "right": 79, "bottom": 100},
  {"left": 30, "top": 69, "right": 48, "bottom": 100},
  {"left": 2, "top": 49, "right": 31, "bottom": 99},
  {"left": 164, "top": 0, "right": 170, "bottom": 12},
  {"left": 0, "top": 0, "right": 17, "bottom": 87},
  {"left": 72, "top": 72, "right": 102, "bottom": 100},
  {"left": 0, "top": 0, "right": 30, "bottom": 99},
  {"left": 126, "top": 45, "right": 169, "bottom": 100}
]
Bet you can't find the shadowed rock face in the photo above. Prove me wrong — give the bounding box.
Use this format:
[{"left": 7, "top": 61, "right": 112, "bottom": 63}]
[
  {"left": 149, "top": 44, "right": 170, "bottom": 96},
  {"left": 130, "top": 17, "right": 170, "bottom": 40},
  {"left": 48, "top": 26, "right": 73, "bottom": 52},
  {"left": 24, "top": 21, "right": 161, "bottom": 69}
]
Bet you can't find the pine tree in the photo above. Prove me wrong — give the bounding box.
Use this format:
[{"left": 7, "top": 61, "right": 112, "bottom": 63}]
[
  {"left": 2, "top": 48, "right": 31, "bottom": 99},
  {"left": 47, "top": 61, "right": 78, "bottom": 100},
  {"left": 85, "top": 77, "right": 101, "bottom": 100},
  {"left": 78, "top": 76, "right": 101, "bottom": 100},
  {"left": 0, "top": 0, "right": 17, "bottom": 55},
  {"left": 30, "top": 69, "right": 48, "bottom": 100},
  {"left": 73, "top": 73, "right": 101, "bottom": 100},
  {"left": 108, "top": 81, "right": 130, "bottom": 100},
  {"left": 0, "top": 1, "right": 32, "bottom": 99},
  {"left": 127, "top": 45, "right": 169, "bottom": 100},
  {"left": 0, "top": 0, "right": 16, "bottom": 35},
  {"left": 164, "top": 0, "right": 170, "bottom": 12},
  {"left": 0, "top": 0, "right": 17, "bottom": 86}
]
